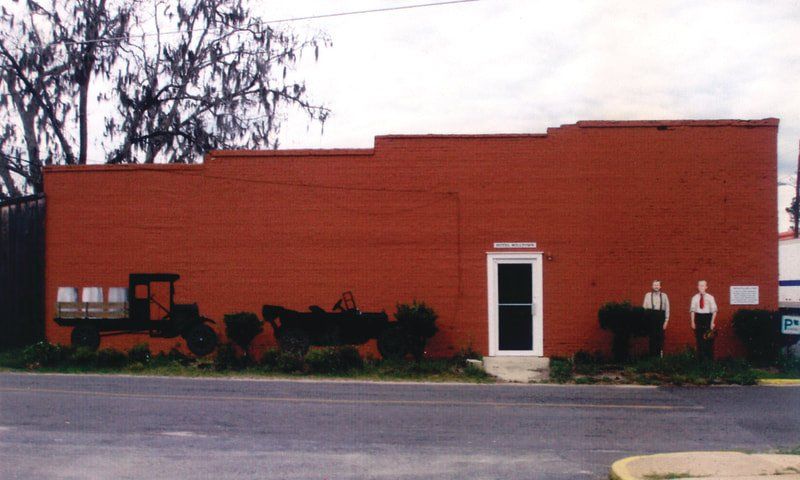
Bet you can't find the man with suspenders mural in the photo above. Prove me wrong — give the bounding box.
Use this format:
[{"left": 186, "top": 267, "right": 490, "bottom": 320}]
[{"left": 643, "top": 280, "right": 670, "bottom": 357}]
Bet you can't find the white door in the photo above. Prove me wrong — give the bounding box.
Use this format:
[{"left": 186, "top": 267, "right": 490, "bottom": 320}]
[{"left": 487, "top": 252, "right": 544, "bottom": 356}]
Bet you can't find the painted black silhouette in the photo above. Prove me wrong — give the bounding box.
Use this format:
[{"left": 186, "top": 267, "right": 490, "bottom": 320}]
[
  {"left": 263, "top": 291, "right": 409, "bottom": 359},
  {"left": 54, "top": 273, "right": 218, "bottom": 356}
]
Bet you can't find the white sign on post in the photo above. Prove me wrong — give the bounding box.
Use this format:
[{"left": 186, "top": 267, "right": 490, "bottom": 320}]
[
  {"left": 782, "top": 315, "right": 800, "bottom": 335},
  {"left": 493, "top": 242, "right": 537, "bottom": 249},
  {"left": 729, "top": 286, "right": 759, "bottom": 305}
]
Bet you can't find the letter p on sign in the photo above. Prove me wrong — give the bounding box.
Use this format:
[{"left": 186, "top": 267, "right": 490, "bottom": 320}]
[{"left": 782, "top": 315, "right": 800, "bottom": 335}]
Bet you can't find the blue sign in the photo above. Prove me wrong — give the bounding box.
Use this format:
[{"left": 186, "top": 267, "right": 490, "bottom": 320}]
[{"left": 782, "top": 315, "right": 800, "bottom": 335}]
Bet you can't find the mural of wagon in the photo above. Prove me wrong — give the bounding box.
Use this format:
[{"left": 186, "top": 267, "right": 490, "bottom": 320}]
[
  {"left": 262, "top": 291, "right": 412, "bottom": 359},
  {"left": 54, "top": 273, "right": 218, "bottom": 356}
]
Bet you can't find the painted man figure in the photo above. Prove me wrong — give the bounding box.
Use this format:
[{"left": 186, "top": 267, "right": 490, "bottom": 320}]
[
  {"left": 690, "top": 280, "right": 718, "bottom": 361},
  {"left": 643, "top": 280, "right": 670, "bottom": 357}
]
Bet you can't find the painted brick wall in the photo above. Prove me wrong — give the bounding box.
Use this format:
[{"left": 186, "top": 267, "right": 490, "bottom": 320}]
[{"left": 43, "top": 119, "right": 779, "bottom": 358}]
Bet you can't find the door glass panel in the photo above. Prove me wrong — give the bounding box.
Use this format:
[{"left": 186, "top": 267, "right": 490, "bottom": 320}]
[
  {"left": 497, "top": 262, "right": 533, "bottom": 351},
  {"left": 498, "top": 305, "right": 533, "bottom": 350},
  {"left": 498, "top": 263, "right": 532, "bottom": 304}
]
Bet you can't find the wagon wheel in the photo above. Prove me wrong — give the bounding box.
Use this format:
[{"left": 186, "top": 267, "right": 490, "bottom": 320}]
[
  {"left": 279, "top": 329, "right": 310, "bottom": 356},
  {"left": 184, "top": 324, "right": 218, "bottom": 357},
  {"left": 71, "top": 325, "right": 100, "bottom": 351},
  {"left": 377, "top": 325, "right": 407, "bottom": 361}
]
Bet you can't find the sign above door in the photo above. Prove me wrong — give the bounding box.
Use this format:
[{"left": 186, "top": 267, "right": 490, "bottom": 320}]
[{"left": 493, "top": 242, "right": 537, "bottom": 249}]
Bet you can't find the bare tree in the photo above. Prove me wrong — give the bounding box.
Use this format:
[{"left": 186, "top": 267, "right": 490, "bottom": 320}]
[
  {"left": 0, "top": 0, "right": 132, "bottom": 196},
  {"left": 0, "top": 0, "right": 329, "bottom": 197}
]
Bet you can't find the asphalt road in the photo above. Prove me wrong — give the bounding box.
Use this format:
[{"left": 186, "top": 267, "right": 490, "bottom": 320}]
[{"left": 0, "top": 373, "right": 798, "bottom": 480}]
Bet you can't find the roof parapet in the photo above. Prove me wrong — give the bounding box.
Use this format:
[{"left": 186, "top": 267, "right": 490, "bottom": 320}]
[{"left": 573, "top": 118, "right": 779, "bottom": 128}]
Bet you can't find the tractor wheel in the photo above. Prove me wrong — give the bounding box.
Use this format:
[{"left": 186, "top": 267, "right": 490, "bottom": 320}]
[
  {"left": 278, "top": 329, "right": 310, "bottom": 356},
  {"left": 377, "top": 325, "right": 407, "bottom": 361},
  {"left": 184, "top": 324, "right": 218, "bottom": 357},
  {"left": 71, "top": 325, "right": 100, "bottom": 351}
]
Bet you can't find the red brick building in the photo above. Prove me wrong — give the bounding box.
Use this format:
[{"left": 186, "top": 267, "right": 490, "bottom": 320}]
[{"left": 44, "top": 119, "right": 779, "bottom": 358}]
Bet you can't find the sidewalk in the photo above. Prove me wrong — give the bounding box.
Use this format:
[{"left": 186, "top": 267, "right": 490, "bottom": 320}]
[{"left": 610, "top": 451, "right": 800, "bottom": 479}]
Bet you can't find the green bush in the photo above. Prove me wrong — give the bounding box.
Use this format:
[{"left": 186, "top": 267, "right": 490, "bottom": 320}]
[
  {"left": 627, "top": 351, "right": 757, "bottom": 385},
  {"left": 598, "top": 301, "right": 660, "bottom": 336},
  {"left": 305, "top": 346, "right": 363, "bottom": 374},
  {"left": 549, "top": 357, "right": 574, "bottom": 383},
  {"left": 631, "top": 349, "right": 696, "bottom": 375},
  {"left": 304, "top": 349, "right": 336, "bottom": 373},
  {"left": 575, "top": 376, "right": 597, "bottom": 384},
  {"left": 462, "top": 363, "right": 490, "bottom": 380},
  {"left": 96, "top": 348, "right": 127, "bottom": 368},
  {"left": 732, "top": 309, "right": 799, "bottom": 364},
  {"left": 259, "top": 347, "right": 281, "bottom": 369},
  {"left": 168, "top": 348, "right": 192, "bottom": 365},
  {"left": 214, "top": 343, "right": 241, "bottom": 371},
  {"left": 128, "top": 361, "right": 147, "bottom": 372},
  {"left": 69, "top": 347, "right": 98, "bottom": 366},
  {"left": 223, "top": 312, "right": 263, "bottom": 362},
  {"left": 573, "top": 350, "right": 604, "bottom": 365},
  {"left": 21, "top": 341, "right": 65, "bottom": 367},
  {"left": 778, "top": 352, "right": 800, "bottom": 374},
  {"left": 599, "top": 301, "right": 662, "bottom": 362},
  {"left": 393, "top": 301, "right": 439, "bottom": 360},
  {"left": 127, "top": 343, "right": 152, "bottom": 365},
  {"left": 276, "top": 352, "right": 305, "bottom": 373},
  {"left": 334, "top": 345, "right": 363, "bottom": 370},
  {"left": 718, "top": 358, "right": 758, "bottom": 385},
  {"left": 152, "top": 348, "right": 192, "bottom": 367},
  {"left": 573, "top": 350, "right": 604, "bottom": 375}
]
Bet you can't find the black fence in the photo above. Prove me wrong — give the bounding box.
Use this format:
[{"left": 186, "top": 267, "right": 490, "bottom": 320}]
[{"left": 0, "top": 194, "right": 45, "bottom": 348}]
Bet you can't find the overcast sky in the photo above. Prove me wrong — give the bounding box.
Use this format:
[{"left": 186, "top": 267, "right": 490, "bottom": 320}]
[{"left": 263, "top": 0, "right": 799, "bottom": 179}]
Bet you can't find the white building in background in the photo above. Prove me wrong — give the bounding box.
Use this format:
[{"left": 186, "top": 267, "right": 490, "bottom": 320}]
[
  {"left": 778, "top": 179, "right": 794, "bottom": 232},
  {"left": 779, "top": 232, "right": 800, "bottom": 303},
  {"left": 779, "top": 231, "right": 800, "bottom": 355}
]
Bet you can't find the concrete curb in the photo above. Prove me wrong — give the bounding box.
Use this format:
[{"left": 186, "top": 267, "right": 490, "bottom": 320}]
[
  {"left": 608, "top": 454, "right": 642, "bottom": 480},
  {"left": 608, "top": 452, "right": 733, "bottom": 480},
  {"left": 759, "top": 378, "right": 800, "bottom": 386},
  {"left": 0, "top": 370, "right": 659, "bottom": 388},
  {"left": 609, "top": 452, "right": 800, "bottom": 479}
]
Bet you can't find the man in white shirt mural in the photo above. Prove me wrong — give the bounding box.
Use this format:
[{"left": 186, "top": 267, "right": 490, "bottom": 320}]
[
  {"left": 690, "top": 280, "right": 718, "bottom": 361},
  {"left": 643, "top": 280, "right": 670, "bottom": 357}
]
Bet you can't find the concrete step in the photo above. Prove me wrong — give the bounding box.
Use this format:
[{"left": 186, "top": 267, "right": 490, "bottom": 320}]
[{"left": 482, "top": 356, "right": 550, "bottom": 383}]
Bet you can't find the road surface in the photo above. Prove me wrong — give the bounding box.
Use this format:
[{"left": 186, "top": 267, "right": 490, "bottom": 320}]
[{"left": 0, "top": 373, "right": 797, "bottom": 479}]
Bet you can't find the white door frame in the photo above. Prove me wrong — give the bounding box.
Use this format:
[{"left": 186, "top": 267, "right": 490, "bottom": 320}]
[{"left": 486, "top": 252, "right": 544, "bottom": 356}]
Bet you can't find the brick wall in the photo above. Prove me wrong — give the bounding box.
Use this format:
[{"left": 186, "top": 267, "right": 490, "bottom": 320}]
[{"left": 43, "top": 119, "right": 779, "bottom": 358}]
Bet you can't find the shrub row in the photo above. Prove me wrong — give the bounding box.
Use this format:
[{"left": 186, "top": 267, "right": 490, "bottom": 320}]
[
  {"left": 549, "top": 350, "right": 758, "bottom": 385},
  {"left": 599, "top": 302, "right": 800, "bottom": 364},
  {"left": 17, "top": 340, "right": 486, "bottom": 379},
  {"left": 627, "top": 349, "right": 757, "bottom": 385},
  {"left": 214, "top": 344, "right": 364, "bottom": 374},
  {"left": 19, "top": 341, "right": 188, "bottom": 369}
]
